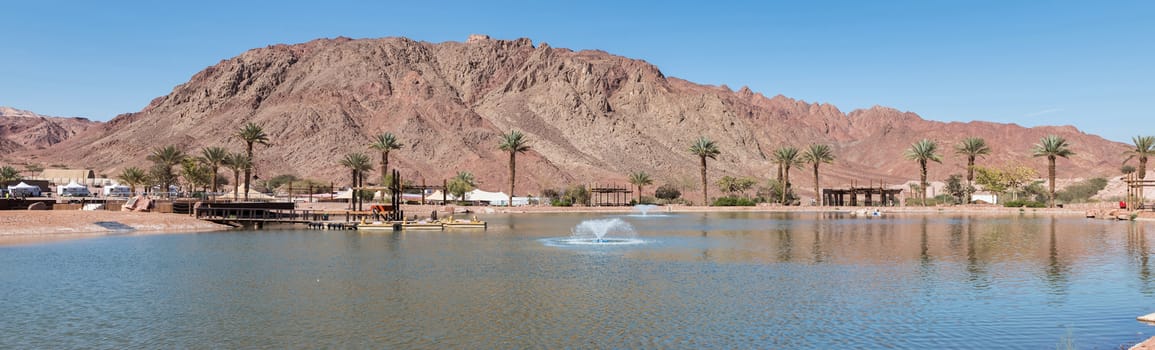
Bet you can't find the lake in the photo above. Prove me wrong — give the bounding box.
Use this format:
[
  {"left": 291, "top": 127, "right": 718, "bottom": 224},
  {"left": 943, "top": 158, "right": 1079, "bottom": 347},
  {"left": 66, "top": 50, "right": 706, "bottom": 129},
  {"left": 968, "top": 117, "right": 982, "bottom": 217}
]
[{"left": 2, "top": 212, "right": 1153, "bottom": 348}]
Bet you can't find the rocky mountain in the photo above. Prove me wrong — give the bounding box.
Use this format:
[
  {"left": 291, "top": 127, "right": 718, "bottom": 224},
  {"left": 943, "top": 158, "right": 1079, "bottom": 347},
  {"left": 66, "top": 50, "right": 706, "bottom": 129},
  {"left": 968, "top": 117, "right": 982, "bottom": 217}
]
[
  {"left": 0, "top": 106, "right": 99, "bottom": 155},
  {"left": 20, "top": 35, "right": 1130, "bottom": 200}
]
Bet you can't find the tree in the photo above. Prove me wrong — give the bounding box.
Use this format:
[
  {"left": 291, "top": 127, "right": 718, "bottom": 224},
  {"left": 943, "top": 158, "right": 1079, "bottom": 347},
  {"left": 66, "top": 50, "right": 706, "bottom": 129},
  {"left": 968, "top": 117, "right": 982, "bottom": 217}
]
[
  {"left": 23, "top": 163, "right": 43, "bottom": 178},
  {"left": 1031, "top": 135, "right": 1074, "bottom": 208},
  {"left": 446, "top": 171, "right": 476, "bottom": 201},
  {"left": 954, "top": 137, "right": 991, "bottom": 203},
  {"left": 904, "top": 139, "right": 942, "bottom": 206},
  {"left": 944, "top": 174, "right": 972, "bottom": 205},
  {"left": 223, "top": 152, "right": 251, "bottom": 201},
  {"left": 147, "top": 145, "right": 186, "bottom": 196},
  {"left": 0, "top": 165, "right": 21, "bottom": 185},
  {"left": 339, "top": 152, "right": 373, "bottom": 210},
  {"left": 802, "top": 144, "right": 835, "bottom": 205},
  {"left": 716, "top": 176, "right": 740, "bottom": 196},
  {"left": 654, "top": 184, "right": 682, "bottom": 201},
  {"left": 1125, "top": 136, "right": 1155, "bottom": 180},
  {"left": 497, "top": 130, "right": 531, "bottom": 207},
  {"left": 773, "top": 146, "right": 803, "bottom": 204},
  {"left": 118, "top": 167, "right": 147, "bottom": 195},
  {"left": 689, "top": 136, "right": 721, "bottom": 206},
  {"left": 1123, "top": 164, "right": 1137, "bottom": 175},
  {"left": 235, "top": 122, "right": 269, "bottom": 201},
  {"left": 199, "top": 146, "right": 229, "bottom": 195},
  {"left": 369, "top": 132, "right": 404, "bottom": 185},
  {"left": 628, "top": 171, "right": 653, "bottom": 203},
  {"left": 180, "top": 158, "right": 211, "bottom": 195}
]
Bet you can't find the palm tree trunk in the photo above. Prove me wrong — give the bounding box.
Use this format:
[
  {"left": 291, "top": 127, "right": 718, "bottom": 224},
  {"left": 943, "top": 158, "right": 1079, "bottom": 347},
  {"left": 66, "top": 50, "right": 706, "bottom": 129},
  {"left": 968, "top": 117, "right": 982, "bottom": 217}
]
[
  {"left": 350, "top": 170, "right": 357, "bottom": 210},
  {"left": 508, "top": 152, "right": 515, "bottom": 207},
  {"left": 781, "top": 166, "right": 790, "bottom": 204},
  {"left": 1049, "top": 156, "right": 1056, "bottom": 208},
  {"left": 244, "top": 143, "right": 253, "bottom": 201},
  {"left": 211, "top": 166, "right": 219, "bottom": 195},
  {"left": 920, "top": 159, "right": 928, "bottom": 206},
  {"left": 1142, "top": 156, "right": 1149, "bottom": 180},
  {"left": 233, "top": 172, "right": 240, "bottom": 201},
  {"left": 966, "top": 156, "right": 975, "bottom": 204},
  {"left": 813, "top": 163, "right": 820, "bottom": 206},
  {"left": 381, "top": 152, "right": 388, "bottom": 185},
  {"left": 1141, "top": 156, "right": 1148, "bottom": 202},
  {"left": 700, "top": 156, "right": 708, "bottom": 206}
]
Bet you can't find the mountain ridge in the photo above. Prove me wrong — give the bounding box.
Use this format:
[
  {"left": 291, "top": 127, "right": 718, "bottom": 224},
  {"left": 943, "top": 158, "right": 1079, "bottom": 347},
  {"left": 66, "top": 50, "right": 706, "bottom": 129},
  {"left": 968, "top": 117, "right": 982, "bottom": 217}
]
[{"left": 12, "top": 35, "right": 1127, "bottom": 199}]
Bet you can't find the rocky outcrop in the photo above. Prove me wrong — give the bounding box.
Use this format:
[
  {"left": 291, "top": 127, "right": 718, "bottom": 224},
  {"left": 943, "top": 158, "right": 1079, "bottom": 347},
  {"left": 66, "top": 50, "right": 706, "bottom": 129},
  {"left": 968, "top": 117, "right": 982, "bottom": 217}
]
[
  {"left": 0, "top": 107, "right": 98, "bottom": 154},
  {"left": 18, "top": 36, "right": 1130, "bottom": 198}
]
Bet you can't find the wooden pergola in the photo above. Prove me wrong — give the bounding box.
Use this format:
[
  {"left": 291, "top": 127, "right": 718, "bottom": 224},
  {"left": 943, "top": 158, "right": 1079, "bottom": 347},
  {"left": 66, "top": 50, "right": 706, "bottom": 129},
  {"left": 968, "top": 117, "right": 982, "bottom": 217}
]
[
  {"left": 822, "top": 187, "right": 903, "bottom": 207},
  {"left": 590, "top": 184, "right": 632, "bottom": 206},
  {"left": 1124, "top": 172, "right": 1155, "bottom": 210}
]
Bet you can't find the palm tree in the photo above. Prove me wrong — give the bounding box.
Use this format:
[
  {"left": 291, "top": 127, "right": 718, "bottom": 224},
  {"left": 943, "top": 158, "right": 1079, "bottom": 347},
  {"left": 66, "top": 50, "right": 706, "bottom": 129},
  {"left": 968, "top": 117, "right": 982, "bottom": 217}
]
[
  {"left": 200, "top": 146, "right": 229, "bottom": 195},
  {"left": 118, "top": 167, "right": 147, "bottom": 195},
  {"left": 369, "top": 133, "right": 404, "bottom": 185},
  {"left": 773, "top": 146, "right": 802, "bottom": 204},
  {"left": 801, "top": 144, "right": 835, "bottom": 205},
  {"left": 147, "top": 145, "right": 187, "bottom": 196},
  {"left": 497, "top": 130, "right": 531, "bottom": 207},
  {"left": 689, "top": 136, "right": 721, "bottom": 206},
  {"left": 339, "top": 152, "right": 373, "bottom": 210},
  {"left": 447, "top": 171, "right": 476, "bottom": 201},
  {"left": 235, "top": 122, "right": 270, "bottom": 200},
  {"left": 628, "top": 171, "right": 654, "bottom": 203},
  {"left": 1031, "top": 135, "right": 1074, "bottom": 208},
  {"left": 180, "top": 159, "right": 211, "bottom": 195},
  {"left": 954, "top": 137, "right": 991, "bottom": 203},
  {"left": 0, "top": 166, "right": 21, "bottom": 184},
  {"left": 1125, "top": 135, "right": 1155, "bottom": 180},
  {"left": 223, "top": 152, "right": 251, "bottom": 201},
  {"left": 905, "top": 139, "right": 942, "bottom": 206}
]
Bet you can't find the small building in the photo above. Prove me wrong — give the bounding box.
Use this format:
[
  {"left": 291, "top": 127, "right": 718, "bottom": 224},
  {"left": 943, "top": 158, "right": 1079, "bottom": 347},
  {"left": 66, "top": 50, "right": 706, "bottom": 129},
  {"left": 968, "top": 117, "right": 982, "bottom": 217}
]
[
  {"left": 103, "top": 184, "right": 132, "bottom": 197},
  {"left": 39, "top": 169, "right": 96, "bottom": 186}
]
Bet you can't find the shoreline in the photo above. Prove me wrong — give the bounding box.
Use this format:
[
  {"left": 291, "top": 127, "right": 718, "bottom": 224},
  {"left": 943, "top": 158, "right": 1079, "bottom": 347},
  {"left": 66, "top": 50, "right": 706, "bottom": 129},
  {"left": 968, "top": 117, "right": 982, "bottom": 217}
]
[
  {"left": 0, "top": 211, "right": 230, "bottom": 246},
  {"left": 3, "top": 204, "right": 1150, "bottom": 247}
]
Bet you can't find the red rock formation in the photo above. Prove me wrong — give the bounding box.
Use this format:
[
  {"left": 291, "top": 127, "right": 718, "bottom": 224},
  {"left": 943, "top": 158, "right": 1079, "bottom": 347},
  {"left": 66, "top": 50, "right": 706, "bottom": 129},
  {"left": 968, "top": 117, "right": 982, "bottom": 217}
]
[
  {"left": 17, "top": 36, "right": 1129, "bottom": 198},
  {"left": 0, "top": 107, "right": 98, "bottom": 154}
]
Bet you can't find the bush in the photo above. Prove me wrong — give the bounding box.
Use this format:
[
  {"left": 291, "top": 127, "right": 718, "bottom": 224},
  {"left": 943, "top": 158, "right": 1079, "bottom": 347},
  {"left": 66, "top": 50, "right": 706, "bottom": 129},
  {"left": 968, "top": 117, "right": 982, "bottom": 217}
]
[
  {"left": 654, "top": 184, "right": 681, "bottom": 201},
  {"left": 1004, "top": 199, "right": 1046, "bottom": 208},
  {"left": 1056, "top": 178, "right": 1108, "bottom": 203},
  {"left": 712, "top": 196, "right": 756, "bottom": 206}
]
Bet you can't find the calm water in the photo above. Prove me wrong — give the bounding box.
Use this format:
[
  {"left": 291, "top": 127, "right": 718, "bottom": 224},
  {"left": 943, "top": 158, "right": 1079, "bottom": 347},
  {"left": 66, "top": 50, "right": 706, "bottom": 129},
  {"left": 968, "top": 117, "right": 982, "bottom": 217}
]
[{"left": 3, "top": 212, "right": 1155, "bottom": 348}]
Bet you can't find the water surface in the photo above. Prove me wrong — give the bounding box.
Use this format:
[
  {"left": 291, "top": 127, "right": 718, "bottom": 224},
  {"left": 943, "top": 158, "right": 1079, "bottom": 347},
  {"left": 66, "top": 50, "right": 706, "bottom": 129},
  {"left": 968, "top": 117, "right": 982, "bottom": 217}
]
[{"left": 2, "top": 212, "right": 1154, "bottom": 348}]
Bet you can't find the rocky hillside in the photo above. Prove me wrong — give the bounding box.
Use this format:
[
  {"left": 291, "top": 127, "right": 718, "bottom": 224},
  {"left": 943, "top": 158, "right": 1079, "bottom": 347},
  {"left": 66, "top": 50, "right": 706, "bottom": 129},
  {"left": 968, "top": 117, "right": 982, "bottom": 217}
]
[
  {"left": 0, "top": 107, "right": 99, "bottom": 155},
  {"left": 22, "top": 35, "right": 1130, "bottom": 199}
]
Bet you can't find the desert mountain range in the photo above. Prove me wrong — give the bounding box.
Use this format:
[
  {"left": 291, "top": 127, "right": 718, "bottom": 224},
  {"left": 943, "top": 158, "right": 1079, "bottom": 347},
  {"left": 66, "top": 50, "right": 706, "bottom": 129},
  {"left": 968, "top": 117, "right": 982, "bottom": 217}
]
[
  {"left": 0, "top": 107, "right": 97, "bottom": 154},
  {"left": 6, "top": 35, "right": 1130, "bottom": 199}
]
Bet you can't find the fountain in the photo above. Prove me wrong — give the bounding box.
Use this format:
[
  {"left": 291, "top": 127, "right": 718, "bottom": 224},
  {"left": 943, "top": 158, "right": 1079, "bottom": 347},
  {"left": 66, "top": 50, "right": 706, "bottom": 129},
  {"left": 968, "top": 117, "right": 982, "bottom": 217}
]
[
  {"left": 552, "top": 218, "right": 644, "bottom": 245},
  {"left": 633, "top": 204, "right": 659, "bottom": 216}
]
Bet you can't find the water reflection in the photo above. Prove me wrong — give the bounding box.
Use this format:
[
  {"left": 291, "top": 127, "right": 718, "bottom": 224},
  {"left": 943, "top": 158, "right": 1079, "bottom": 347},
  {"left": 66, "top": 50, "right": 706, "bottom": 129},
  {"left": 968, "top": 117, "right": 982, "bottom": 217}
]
[{"left": 4, "top": 213, "right": 1155, "bottom": 349}]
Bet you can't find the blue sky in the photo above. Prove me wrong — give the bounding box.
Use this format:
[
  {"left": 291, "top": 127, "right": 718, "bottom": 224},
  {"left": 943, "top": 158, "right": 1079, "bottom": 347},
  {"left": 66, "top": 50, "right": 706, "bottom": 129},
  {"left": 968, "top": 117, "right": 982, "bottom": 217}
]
[{"left": 2, "top": 0, "right": 1151, "bottom": 143}]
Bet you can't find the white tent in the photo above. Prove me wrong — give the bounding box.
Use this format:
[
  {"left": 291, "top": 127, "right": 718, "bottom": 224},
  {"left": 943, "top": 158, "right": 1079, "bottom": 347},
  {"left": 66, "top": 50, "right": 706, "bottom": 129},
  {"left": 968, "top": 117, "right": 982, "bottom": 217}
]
[
  {"left": 7, "top": 182, "right": 41, "bottom": 197},
  {"left": 468, "top": 189, "right": 510, "bottom": 203},
  {"left": 221, "top": 188, "right": 276, "bottom": 201},
  {"left": 57, "top": 181, "right": 91, "bottom": 197},
  {"left": 103, "top": 184, "right": 131, "bottom": 197}
]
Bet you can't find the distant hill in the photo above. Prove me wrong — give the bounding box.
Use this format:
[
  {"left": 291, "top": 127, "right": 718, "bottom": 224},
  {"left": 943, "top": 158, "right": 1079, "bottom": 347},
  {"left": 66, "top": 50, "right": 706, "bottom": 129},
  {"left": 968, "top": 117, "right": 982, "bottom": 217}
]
[
  {"left": 16, "top": 35, "right": 1129, "bottom": 199},
  {"left": 0, "top": 106, "right": 99, "bottom": 156}
]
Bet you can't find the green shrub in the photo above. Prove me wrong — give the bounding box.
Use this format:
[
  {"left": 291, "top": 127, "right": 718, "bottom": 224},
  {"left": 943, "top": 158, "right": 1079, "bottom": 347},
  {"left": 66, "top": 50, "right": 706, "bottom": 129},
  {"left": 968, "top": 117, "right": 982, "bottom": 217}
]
[
  {"left": 1004, "top": 199, "right": 1045, "bottom": 208},
  {"left": 654, "top": 184, "right": 681, "bottom": 201},
  {"left": 712, "top": 196, "right": 756, "bottom": 206}
]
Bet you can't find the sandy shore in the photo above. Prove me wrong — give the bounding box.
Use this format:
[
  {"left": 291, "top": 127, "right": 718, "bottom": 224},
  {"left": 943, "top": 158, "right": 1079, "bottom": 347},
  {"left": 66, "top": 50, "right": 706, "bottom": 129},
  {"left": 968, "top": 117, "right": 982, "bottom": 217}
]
[{"left": 0, "top": 211, "right": 229, "bottom": 246}]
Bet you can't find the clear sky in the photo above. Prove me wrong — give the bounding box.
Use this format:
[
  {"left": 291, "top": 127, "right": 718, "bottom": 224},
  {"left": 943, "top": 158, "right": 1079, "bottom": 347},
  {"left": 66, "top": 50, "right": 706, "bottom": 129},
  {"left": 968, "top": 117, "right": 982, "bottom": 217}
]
[{"left": 2, "top": 0, "right": 1151, "bottom": 143}]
